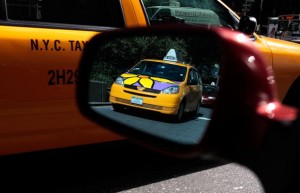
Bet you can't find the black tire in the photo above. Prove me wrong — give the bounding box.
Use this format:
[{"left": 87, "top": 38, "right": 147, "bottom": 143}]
[
  {"left": 174, "top": 102, "right": 185, "bottom": 122},
  {"left": 192, "top": 100, "right": 201, "bottom": 118}
]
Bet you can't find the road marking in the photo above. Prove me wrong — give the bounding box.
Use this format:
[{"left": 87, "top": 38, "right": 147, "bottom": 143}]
[{"left": 196, "top": 117, "right": 211, "bottom": 121}]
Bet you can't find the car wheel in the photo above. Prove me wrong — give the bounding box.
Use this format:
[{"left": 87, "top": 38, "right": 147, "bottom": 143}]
[
  {"left": 174, "top": 102, "right": 185, "bottom": 122},
  {"left": 192, "top": 100, "right": 201, "bottom": 118}
]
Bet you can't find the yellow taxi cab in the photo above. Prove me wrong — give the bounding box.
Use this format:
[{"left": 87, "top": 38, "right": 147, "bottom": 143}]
[
  {"left": 110, "top": 49, "right": 203, "bottom": 121},
  {"left": 0, "top": 0, "right": 148, "bottom": 156},
  {"left": 1, "top": 0, "right": 300, "bottom": 156}
]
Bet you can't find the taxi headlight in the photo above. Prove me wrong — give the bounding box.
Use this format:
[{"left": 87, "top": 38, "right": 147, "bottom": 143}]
[
  {"left": 115, "top": 77, "right": 124, "bottom": 86},
  {"left": 161, "top": 86, "right": 179, "bottom": 94}
]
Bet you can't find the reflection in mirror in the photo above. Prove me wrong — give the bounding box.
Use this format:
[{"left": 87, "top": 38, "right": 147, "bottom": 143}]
[{"left": 88, "top": 33, "right": 221, "bottom": 145}]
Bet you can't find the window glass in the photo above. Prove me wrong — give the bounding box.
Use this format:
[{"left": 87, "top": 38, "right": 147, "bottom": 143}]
[
  {"left": 141, "top": 0, "right": 237, "bottom": 29},
  {"left": 188, "top": 69, "right": 202, "bottom": 85},
  {"left": 146, "top": 7, "right": 160, "bottom": 19},
  {"left": 288, "top": 21, "right": 300, "bottom": 31},
  {"left": 277, "top": 21, "right": 289, "bottom": 31},
  {"left": 0, "top": 1, "right": 5, "bottom": 19},
  {"left": 195, "top": 70, "right": 202, "bottom": 84},
  {"left": 193, "top": 70, "right": 200, "bottom": 84},
  {"left": 188, "top": 70, "right": 197, "bottom": 85},
  {"left": 129, "top": 61, "right": 187, "bottom": 82},
  {"left": 5, "top": 0, "right": 125, "bottom": 27},
  {"left": 149, "top": 8, "right": 171, "bottom": 20}
]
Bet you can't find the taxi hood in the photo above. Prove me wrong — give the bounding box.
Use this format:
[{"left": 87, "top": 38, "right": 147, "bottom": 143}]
[{"left": 260, "top": 35, "right": 300, "bottom": 54}]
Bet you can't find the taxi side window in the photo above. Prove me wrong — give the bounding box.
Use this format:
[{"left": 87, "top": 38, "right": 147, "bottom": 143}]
[
  {"left": 4, "top": 0, "right": 125, "bottom": 28},
  {"left": 196, "top": 71, "right": 202, "bottom": 85},
  {"left": 188, "top": 69, "right": 200, "bottom": 85}
]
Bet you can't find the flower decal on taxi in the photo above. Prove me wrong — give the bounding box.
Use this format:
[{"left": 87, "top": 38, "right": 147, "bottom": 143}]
[{"left": 121, "top": 73, "right": 178, "bottom": 90}]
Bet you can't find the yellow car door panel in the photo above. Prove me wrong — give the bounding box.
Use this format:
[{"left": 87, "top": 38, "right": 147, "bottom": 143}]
[
  {"left": 0, "top": 0, "right": 147, "bottom": 155},
  {"left": 256, "top": 36, "right": 300, "bottom": 102}
]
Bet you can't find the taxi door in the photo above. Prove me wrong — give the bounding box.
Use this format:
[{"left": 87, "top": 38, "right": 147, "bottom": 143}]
[
  {"left": 0, "top": 0, "right": 147, "bottom": 155},
  {"left": 185, "top": 69, "right": 202, "bottom": 112}
]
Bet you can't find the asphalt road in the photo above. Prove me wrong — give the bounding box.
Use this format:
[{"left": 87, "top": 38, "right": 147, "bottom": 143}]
[
  {"left": 0, "top": 140, "right": 264, "bottom": 193},
  {"left": 91, "top": 105, "right": 213, "bottom": 145}
]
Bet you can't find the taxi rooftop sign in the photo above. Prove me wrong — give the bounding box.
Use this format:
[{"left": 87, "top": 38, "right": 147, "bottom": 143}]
[{"left": 163, "top": 49, "right": 184, "bottom": 63}]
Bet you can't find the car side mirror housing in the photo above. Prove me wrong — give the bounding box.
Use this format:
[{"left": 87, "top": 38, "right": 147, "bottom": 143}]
[
  {"left": 238, "top": 16, "right": 257, "bottom": 35},
  {"left": 76, "top": 26, "right": 297, "bottom": 158}
]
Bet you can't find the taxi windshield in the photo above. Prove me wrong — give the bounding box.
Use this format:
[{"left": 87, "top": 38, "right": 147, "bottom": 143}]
[
  {"left": 129, "top": 60, "right": 187, "bottom": 82},
  {"left": 142, "top": 0, "right": 237, "bottom": 29}
]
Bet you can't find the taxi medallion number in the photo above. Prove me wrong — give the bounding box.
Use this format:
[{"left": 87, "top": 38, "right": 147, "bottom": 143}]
[{"left": 131, "top": 96, "right": 143, "bottom": 105}]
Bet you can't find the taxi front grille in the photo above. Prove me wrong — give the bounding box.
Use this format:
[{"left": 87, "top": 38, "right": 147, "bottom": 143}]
[
  {"left": 115, "top": 98, "right": 163, "bottom": 110},
  {"left": 124, "top": 90, "right": 157, "bottom": 98},
  {"left": 124, "top": 85, "right": 161, "bottom": 94}
]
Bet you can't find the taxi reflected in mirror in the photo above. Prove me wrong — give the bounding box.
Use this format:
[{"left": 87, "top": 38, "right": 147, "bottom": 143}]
[
  {"left": 80, "top": 26, "right": 221, "bottom": 146},
  {"left": 77, "top": 26, "right": 297, "bottom": 155},
  {"left": 110, "top": 53, "right": 203, "bottom": 122}
]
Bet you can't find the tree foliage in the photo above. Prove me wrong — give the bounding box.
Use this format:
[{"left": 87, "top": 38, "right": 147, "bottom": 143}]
[
  {"left": 90, "top": 35, "right": 189, "bottom": 86},
  {"left": 90, "top": 33, "right": 221, "bottom": 86}
]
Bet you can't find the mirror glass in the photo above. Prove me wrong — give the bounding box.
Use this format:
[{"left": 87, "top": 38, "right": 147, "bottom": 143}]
[{"left": 87, "top": 33, "right": 222, "bottom": 145}]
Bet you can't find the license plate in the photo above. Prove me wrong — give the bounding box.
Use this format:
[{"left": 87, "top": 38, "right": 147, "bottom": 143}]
[{"left": 131, "top": 96, "right": 143, "bottom": 105}]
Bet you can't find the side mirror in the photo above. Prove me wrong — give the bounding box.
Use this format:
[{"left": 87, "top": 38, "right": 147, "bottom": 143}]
[
  {"left": 77, "top": 26, "right": 297, "bottom": 158},
  {"left": 238, "top": 16, "right": 257, "bottom": 35}
]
